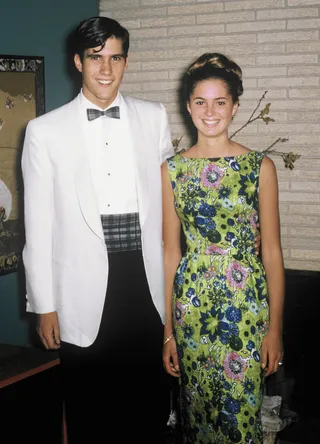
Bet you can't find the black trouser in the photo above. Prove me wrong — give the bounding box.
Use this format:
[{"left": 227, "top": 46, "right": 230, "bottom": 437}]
[{"left": 59, "top": 250, "right": 171, "bottom": 444}]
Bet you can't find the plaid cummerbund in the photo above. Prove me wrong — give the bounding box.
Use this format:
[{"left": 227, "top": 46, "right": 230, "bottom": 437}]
[{"left": 101, "top": 212, "right": 142, "bottom": 253}]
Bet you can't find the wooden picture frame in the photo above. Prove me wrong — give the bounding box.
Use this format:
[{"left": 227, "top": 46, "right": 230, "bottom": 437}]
[{"left": 0, "top": 55, "right": 45, "bottom": 275}]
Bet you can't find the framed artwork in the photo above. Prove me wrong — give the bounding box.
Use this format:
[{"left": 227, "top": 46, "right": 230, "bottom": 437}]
[{"left": 0, "top": 55, "right": 45, "bottom": 275}]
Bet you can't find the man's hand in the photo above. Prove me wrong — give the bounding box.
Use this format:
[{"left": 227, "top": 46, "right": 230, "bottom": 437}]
[
  {"left": 37, "top": 312, "right": 61, "bottom": 350},
  {"left": 254, "top": 225, "right": 261, "bottom": 256}
]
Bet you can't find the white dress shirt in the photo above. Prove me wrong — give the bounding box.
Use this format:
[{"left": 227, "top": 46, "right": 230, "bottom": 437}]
[{"left": 79, "top": 90, "right": 138, "bottom": 214}]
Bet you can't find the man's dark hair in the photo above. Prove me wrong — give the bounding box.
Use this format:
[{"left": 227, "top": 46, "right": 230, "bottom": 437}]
[{"left": 71, "top": 16, "right": 130, "bottom": 60}]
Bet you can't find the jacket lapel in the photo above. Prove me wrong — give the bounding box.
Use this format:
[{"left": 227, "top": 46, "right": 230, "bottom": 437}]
[{"left": 71, "top": 97, "right": 104, "bottom": 242}]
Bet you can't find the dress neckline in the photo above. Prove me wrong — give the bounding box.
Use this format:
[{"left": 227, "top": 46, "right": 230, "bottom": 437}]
[{"left": 177, "top": 150, "right": 254, "bottom": 161}]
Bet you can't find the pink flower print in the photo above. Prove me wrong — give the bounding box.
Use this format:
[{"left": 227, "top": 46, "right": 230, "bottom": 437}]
[
  {"left": 203, "top": 266, "right": 216, "bottom": 280},
  {"left": 175, "top": 301, "right": 185, "bottom": 326},
  {"left": 250, "top": 210, "right": 258, "bottom": 229},
  {"left": 224, "top": 352, "right": 246, "bottom": 380},
  {"left": 226, "top": 261, "right": 248, "bottom": 289},
  {"left": 200, "top": 164, "right": 224, "bottom": 188},
  {"left": 205, "top": 244, "right": 228, "bottom": 255}
]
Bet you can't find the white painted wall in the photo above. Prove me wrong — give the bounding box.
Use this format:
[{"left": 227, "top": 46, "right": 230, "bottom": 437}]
[{"left": 100, "top": 0, "right": 320, "bottom": 271}]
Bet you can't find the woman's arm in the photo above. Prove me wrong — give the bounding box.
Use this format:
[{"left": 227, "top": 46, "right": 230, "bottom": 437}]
[
  {"left": 259, "top": 155, "right": 285, "bottom": 376},
  {"left": 161, "top": 162, "right": 182, "bottom": 377}
]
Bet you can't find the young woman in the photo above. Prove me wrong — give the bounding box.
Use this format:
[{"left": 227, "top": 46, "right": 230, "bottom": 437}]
[{"left": 161, "top": 52, "right": 285, "bottom": 443}]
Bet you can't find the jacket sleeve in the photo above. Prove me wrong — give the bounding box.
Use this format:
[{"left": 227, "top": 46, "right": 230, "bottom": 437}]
[
  {"left": 159, "top": 103, "right": 175, "bottom": 164},
  {"left": 21, "top": 119, "right": 55, "bottom": 313}
]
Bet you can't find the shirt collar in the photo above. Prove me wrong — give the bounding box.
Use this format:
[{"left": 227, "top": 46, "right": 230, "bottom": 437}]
[{"left": 79, "top": 89, "right": 121, "bottom": 111}]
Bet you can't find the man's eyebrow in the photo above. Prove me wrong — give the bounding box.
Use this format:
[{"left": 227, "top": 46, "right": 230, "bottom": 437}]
[
  {"left": 111, "top": 53, "right": 126, "bottom": 58},
  {"left": 86, "top": 53, "right": 101, "bottom": 58},
  {"left": 86, "top": 53, "right": 125, "bottom": 58}
]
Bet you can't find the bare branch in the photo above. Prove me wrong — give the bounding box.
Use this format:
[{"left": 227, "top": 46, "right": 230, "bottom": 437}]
[
  {"left": 264, "top": 137, "right": 289, "bottom": 152},
  {"left": 230, "top": 115, "right": 260, "bottom": 139}
]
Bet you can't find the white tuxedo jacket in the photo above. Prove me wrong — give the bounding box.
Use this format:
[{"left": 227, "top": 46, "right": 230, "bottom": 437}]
[{"left": 21, "top": 93, "right": 174, "bottom": 347}]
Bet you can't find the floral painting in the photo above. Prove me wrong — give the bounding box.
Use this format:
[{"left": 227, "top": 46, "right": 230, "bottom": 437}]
[{"left": 0, "top": 55, "right": 45, "bottom": 275}]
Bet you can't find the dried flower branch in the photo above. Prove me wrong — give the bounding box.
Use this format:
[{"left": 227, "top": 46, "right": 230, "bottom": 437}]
[
  {"left": 230, "top": 90, "right": 300, "bottom": 169},
  {"left": 265, "top": 142, "right": 301, "bottom": 170},
  {"left": 172, "top": 136, "right": 183, "bottom": 150},
  {"left": 229, "top": 91, "right": 274, "bottom": 139}
]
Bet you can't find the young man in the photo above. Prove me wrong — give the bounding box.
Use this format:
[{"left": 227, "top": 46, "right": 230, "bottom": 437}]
[{"left": 22, "top": 16, "right": 174, "bottom": 444}]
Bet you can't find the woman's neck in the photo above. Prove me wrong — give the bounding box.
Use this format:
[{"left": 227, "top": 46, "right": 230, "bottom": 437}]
[{"left": 193, "top": 134, "right": 234, "bottom": 158}]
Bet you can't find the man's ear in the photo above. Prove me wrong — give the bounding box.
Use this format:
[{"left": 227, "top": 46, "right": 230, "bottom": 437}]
[
  {"left": 124, "top": 56, "right": 129, "bottom": 71},
  {"left": 74, "top": 54, "right": 83, "bottom": 73}
]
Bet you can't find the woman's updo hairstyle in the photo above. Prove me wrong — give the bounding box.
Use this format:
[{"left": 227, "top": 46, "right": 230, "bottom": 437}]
[{"left": 185, "top": 52, "right": 243, "bottom": 104}]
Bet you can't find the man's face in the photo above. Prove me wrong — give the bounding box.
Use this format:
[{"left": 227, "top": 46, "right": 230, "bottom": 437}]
[{"left": 74, "top": 37, "right": 128, "bottom": 109}]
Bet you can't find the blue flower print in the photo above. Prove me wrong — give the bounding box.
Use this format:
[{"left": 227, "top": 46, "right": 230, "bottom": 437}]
[
  {"left": 187, "top": 337, "right": 198, "bottom": 351},
  {"left": 198, "top": 202, "right": 216, "bottom": 217},
  {"left": 167, "top": 159, "right": 177, "bottom": 171},
  {"left": 243, "top": 377, "right": 255, "bottom": 395},
  {"left": 183, "top": 324, "right": 194, "bottom": 339},
  {"left": 252, "top": 350, "right": 260, "bottom": 362},
  {"left": 180, "top": 259, "right": 188, "bottom": 272},
  {"left": 249, "top": 301, "right": 259, "bottom": 315},
  {"left": 229, "top": 323, "right": 240, "bottom": 337},
  {"left": 186, "top": 287, "right": 195, "bottom": 298},
  {"left": 226, "top": 306, "right": 242, "bottom": 323},
  {"left": 195, "top": 215, "right": 206, "bottom": 226},
  {"left": 245, "top": 288, "right": 256, "bottom": 303},
  {"left": 248, "top": 393, "right": 257, "bottom": 407},
  {"left": 186, "top": 231, "right": 196, "bottom": 242},
  {"left": 256, "top": 277, "right": 268, "bottom": 301},
  {"left": 226, "top": 231, "right": 235, "bottom": 242},
  {"left": 221, "top": 197, "right": 235, "bottom": 211},
  {"left": 205, "top": 219, "right": 216, "bottom": 230},
  {"left": 228, "top": 414, "right": 239, "bottom": 429},
  {"left": 224, "top": 397, "right": 241, "bottom": 414},
  {"left": 191, "top": 296, "right": 200, "bottom": 307},
  {"left": 239, "top": 172, "right": 258, "bottom": 205},
  {"left": 218, "top": 186, "right": 231, "bottom": 199},
  {"left": 220, "top": 331, "right": 230, "bottom": 344},
  {"left": 175, "top": 273, "right": 184, "bottom": 285}
]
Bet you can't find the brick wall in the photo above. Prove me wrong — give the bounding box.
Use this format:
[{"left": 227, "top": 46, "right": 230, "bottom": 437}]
[{"left": 99, "top": 0, "right": 320, "bottom": 271}]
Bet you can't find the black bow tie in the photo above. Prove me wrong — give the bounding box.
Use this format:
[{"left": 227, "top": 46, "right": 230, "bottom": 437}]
[{"left": 87, "top": 106, "right": 120, "bottom": 121}]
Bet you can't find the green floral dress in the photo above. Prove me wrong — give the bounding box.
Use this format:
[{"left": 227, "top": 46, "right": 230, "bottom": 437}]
[{"left": 167, "top": 151, "right": 269, "bottom": 444}]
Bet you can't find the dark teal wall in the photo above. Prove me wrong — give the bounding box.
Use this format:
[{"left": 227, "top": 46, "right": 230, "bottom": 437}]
[{"left": 0, "top": 0, "right": 99, "bottom": 346}]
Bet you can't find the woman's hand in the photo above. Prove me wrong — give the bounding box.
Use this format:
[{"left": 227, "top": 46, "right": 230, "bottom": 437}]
[
  {"left": 163, "top": 335, "right": 180, "bottom": 377},
  {"left": 254, "top": 224, "right": 261, "bottom": 256},
  {"left": 261, "top": 330, "right": 283, "bottom": 377}
]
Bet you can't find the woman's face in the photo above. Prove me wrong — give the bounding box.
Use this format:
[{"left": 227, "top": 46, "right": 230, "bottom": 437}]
[{"left": 187, "top": 78, "right": 238, "bottom": 140}]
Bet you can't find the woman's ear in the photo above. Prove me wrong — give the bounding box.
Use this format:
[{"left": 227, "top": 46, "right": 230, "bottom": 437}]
[{"left": 232, "top": 102, "right": 239, "bottom": 117}]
